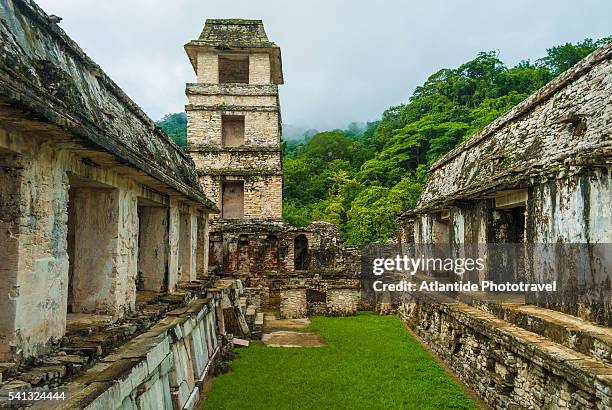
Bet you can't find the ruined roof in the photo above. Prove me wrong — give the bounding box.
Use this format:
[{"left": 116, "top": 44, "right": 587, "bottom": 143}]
[
  {"left": 197, "top": 19, "right": 276, "bottom": 48},
  {"left": 400, "top": 40, "right": 612, "bottom": 218},
  {"left": 185, "top": 18, "right": 283, "bottom": 84},
  {"left": 0, "top": 0, "right": 218, "bottom": 212}
]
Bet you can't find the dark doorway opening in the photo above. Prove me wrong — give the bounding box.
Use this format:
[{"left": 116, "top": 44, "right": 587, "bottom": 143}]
[
  {"left": 492, "top": 205, "right": 526, "bottom": 282},
  {"left": 294, "top": 234, "right": 309, "bottom": 271}
]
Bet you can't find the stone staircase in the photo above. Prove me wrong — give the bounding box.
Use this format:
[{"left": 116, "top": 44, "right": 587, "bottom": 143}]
[
  {"left": 474, "top": 302, "right": 612, "bottom": 367},
  {"left": 0, "top": 281, "right": 220, "bottom": 395},
  {"left": 213, "top": 280, "right": 265, "bottom": 344},
  {"left": 397, "top": 288, "right": 612, "bottom": 409}
]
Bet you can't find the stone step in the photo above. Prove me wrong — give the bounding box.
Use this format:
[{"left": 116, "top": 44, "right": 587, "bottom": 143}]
[
  {"left": 474, "top": 302, "right": 612, "bottom": 365},
  {"left": 245, "top": 305, "right": 256, "bottom": 317},
  {"left": 233, "top": 338, "right": 250, "bottom": 347},
  {"left": 400, "top": 297, "right": 612, "bottom": 408}
]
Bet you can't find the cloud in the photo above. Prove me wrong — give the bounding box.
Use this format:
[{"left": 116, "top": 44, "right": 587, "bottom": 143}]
[{"left": 37, "top": 0, "right": 610, "bottom": 130}]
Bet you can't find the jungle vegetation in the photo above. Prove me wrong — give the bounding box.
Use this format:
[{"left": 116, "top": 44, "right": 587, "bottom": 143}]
[{"left": 158, "top": 37, "right": 610, "bottom": 246}]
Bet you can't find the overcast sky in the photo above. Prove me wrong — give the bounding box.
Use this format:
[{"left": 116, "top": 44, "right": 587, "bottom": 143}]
[{"left": 37, "top": 0, "right": 611, "bottom": 131}]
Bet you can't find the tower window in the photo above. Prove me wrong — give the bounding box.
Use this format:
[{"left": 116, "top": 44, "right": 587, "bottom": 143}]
[
  {"left": 222, "top": 115, "right": 245, "bottom": 147},
  {"left": 219, "top": 56, "right": 249, "bottom": 84},
  {"left": 221, "top": 180, "right": 244, "bottom": 219}
]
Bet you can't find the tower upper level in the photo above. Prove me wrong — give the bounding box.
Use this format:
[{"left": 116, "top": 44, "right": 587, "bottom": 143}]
[{"left": 185, "top": 19, "right": 283, "bottom": 85}]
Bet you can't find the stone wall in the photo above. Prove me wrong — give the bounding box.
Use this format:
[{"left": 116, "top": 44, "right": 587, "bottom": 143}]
[
  {"left": 279, "top": 282, "right": 361, "bottom": 319},
  {"left": 0, "top": 0, "right": 216, "bottom": 362},
  {"left": 327, "top": 288, "right": 361, "bottom": 316},
  {"left": 199, "top": 174, "right": 283, "bottom": 220},
  {"left": 191, "top": 149, "right": 281, "bottom": 172},
  {"left": 280, "top": 288, "right": 307, "bottom": 319},
  {"left": 399, "top": 42, "right": 612, "bottom": 323},
  {"left": 186, "top": 110, "right": 280, "bottom": 147},
  {"left": 397, "top": 300, "right": 611, "bottom": 409},
  {"left": 206, "top": 220, "right": 360, "bottom": 276},
  {"left": 26, "top": 299, "right": 221, "bottom": 410}
]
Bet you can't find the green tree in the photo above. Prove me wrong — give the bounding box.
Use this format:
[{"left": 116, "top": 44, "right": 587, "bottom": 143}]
[{"left": 157, "top": 112, "right": 187, "bottom": 146}]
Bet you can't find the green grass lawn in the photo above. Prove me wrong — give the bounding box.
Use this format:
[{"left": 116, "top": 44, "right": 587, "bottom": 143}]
[{"left": 204, "top": 312, "right": 479, "bottom": 409}]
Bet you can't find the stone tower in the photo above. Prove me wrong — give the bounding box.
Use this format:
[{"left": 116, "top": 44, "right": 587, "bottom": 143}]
[{"left": 184, "top": 19, "right": 283, "bottom": 224}]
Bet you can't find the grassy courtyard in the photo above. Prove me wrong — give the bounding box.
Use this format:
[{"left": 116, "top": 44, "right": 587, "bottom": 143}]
[{"left": 204, "top": 312, "right": 479, "bottom": 409}]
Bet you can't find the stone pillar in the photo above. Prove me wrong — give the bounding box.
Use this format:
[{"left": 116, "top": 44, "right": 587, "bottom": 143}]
[
  {"left": 196, "top": 214, "right": 209, "bottom": 276},
  {"left": 0, "top": 153, "right": 24, "bottom": 361},
  {"left": 71, "top": 188, "right": 122, "bottom": 316},
  {"left": 178, "top": 209, "right": 197, "bottom": 281},
  {"left": 167, "top": 199, "right": 180, "bottom": 292},
  {"left": 189, "top": 211, "right": 198, "bottom": 280},
  {"left": 138, "top": 207, "right": 169, "bottom": 291},
  {"left": 0, "top": 147, "right": 70, "bottom": 361},
  {"left": 196, "top": 52, "right": 218, "bottom": 83},
  {"left": 117, "top": 188, "right": 139, "bottom": 314}
]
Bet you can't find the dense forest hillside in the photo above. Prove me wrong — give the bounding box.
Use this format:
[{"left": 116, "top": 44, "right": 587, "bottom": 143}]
[{"left": 158, "top": 37, "right": 610, "bottom": 245}]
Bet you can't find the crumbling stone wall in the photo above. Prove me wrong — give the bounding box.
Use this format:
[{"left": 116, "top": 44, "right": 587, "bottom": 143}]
[
  {"left": 207, "top": 220, "right": 360, "bottom": 276},
  {"left": 279, "top": 284, "right": 361, "bottom": 319},
  {"left": 0, "top": 0, "right": 216, "bottom": 362},
  {"left": 398, "top": 300, "right": 610, "bottom": 409},
  {"left": 280, "top": 288, "right": 307, "bottom": 319},
  {"left": 400, "top": 41, "right": 612, "bottom": 323}
]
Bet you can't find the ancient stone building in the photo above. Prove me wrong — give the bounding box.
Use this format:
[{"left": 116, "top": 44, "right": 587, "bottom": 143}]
[
  {"left": 183, "top": 19, "right": 361, "bottom": 316},
  {"left": 0, "top": 2, "right": 266, "bottom": 408},
  {"left": 184, "top": 18, "right": 283, "bottom": 223},
  {"left": 0, "top": 0, "right": 225, "bottom": 363},
  {"left": 395, "top": 41, "right": 612, "bottom": 409}
]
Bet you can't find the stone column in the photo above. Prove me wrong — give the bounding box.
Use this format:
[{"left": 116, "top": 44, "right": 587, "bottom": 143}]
[
  {"left": 0, "top": 147, "right": 70, "bottom": 361},
  {"left": 138, "top": 207, "right": 169, "bottom": 291},
  {"left": 178, "top": 208, "right": 196, "bottom": 281},
  {"left": 0, "top": 153, "right": 24, "bottom": 361},
  {"left": 167, "top": 199, "right": 180, "bottom": 292},
  {"left": 71, "top": 188, "right": 122, "bottom": 316},
  {"left": 189, "top": 211, "right": 198, "bottom": 280},
  {"left": 196, "top": 214, "right": 210, "bottom": 276}
]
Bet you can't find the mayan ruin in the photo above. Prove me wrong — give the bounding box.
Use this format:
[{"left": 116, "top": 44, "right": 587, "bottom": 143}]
[{"left": 0, "top": 0, "right": 610, "bottom": 409}]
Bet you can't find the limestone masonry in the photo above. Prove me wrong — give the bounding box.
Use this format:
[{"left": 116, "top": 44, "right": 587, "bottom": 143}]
[
  {"left": 393, "top": 40, "right": 612, "bottom": 409},
  {"left": 184, "top": 19, "right": 284, "bottom": 221},
  {"left": 0, "top": 1, "right": 610, "bottom": 409},
  {"left": 183, "top": 19, "right": 362, "bottom": 318}
]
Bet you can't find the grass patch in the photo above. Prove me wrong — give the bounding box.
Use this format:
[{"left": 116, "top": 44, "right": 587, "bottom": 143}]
[{"left": 204, "top": 312, "right": 478, "bottom": 409}]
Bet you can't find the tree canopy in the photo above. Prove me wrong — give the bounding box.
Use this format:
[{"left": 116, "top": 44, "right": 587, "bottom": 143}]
[
  {"left": 157, "top": 37, "right": 610, "bottom": 246},
  {"left": 282, "top": 37, "right": 610, "bottom": 245}
]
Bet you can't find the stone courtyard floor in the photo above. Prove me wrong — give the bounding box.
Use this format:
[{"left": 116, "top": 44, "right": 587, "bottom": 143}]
[
  {"left": 261, "top": 315, "right": 325, "bottom": 347},
  {"left": 203, "top": 312, "right": 481, "bottom": 409}
]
